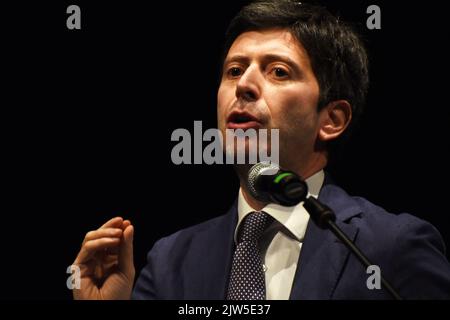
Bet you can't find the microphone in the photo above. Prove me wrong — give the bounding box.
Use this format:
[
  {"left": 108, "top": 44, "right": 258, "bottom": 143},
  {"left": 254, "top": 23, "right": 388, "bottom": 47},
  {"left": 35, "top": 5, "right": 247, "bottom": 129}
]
[
  {"left": 246, "top": 162, "right": 403, "bottom": 300},
  {"left": 246, "top": 162, "right": 308, "bottom": 206}
]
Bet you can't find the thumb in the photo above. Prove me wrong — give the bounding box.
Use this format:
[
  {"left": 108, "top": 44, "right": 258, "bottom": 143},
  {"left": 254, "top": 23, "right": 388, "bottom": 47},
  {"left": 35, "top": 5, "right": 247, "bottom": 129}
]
[{"left": 119, "top": 224, "right": 135, "bottom": 279}]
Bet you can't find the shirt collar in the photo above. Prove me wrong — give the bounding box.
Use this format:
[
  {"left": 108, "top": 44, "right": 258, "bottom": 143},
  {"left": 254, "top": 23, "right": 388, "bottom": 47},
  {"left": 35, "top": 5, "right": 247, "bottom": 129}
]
[{"left": 236, "top": 169, "right": 325, "bottom": 244}]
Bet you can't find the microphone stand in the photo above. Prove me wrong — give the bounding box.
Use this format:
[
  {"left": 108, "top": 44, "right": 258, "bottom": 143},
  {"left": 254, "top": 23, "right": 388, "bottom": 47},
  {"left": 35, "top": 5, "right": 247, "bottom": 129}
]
[{"left": 303, "top": 196, "right": 403, "bottom": 300}]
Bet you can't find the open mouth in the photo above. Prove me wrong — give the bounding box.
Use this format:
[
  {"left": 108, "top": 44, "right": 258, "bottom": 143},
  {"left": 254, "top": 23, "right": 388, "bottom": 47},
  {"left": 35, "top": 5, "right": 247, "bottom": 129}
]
[
  {"left": 227, "top": 112, "right": 262, "bottom": 129},
  {"left": 233, "top": 114, "right": 254, "bottom": 123}
]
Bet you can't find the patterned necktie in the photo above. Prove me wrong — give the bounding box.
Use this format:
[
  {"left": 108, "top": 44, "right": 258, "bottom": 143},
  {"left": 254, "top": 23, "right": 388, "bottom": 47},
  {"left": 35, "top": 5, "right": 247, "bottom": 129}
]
[{"left": 227, "top": 211, "right": 274, "bottom": 300}]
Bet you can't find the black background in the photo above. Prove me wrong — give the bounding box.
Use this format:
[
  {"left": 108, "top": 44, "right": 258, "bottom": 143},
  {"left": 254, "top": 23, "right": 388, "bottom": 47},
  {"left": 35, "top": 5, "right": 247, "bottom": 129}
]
[{"left": 1, "top": 0, "right": 449, "bottom": 300}]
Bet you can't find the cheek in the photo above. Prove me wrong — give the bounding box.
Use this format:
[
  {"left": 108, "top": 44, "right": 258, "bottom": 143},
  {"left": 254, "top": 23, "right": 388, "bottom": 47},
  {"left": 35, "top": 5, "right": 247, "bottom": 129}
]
[
  {"left": 217, "top": 84, "right": 227, "bottom": 107},
  {"left": 267, "top": 86, "right": 320, "bottom": 135},
  {"left": 217, "top": 84, "right": 234, "bottom": 123}
]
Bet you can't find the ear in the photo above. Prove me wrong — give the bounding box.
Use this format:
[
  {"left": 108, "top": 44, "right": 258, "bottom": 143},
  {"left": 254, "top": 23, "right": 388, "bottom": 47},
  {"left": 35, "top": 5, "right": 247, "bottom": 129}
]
[{"left": 318, "top": 100, "right": 352, "bottom": 142}]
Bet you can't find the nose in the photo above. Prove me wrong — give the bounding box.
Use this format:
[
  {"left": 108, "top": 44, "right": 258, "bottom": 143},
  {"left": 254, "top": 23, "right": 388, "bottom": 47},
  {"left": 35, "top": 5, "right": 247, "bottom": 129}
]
[{"left": 235, "top": 64, "right": 261, "bottom": 102}]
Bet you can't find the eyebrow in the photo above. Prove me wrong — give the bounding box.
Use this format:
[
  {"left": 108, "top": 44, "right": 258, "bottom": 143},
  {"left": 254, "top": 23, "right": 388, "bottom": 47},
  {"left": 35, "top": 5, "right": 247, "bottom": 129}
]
[
  {"left": 223, "top": 54, "right": 303, "bottom": 76},
  {"left": 223, "top": 55, "right": 250, "bottom": 67}
]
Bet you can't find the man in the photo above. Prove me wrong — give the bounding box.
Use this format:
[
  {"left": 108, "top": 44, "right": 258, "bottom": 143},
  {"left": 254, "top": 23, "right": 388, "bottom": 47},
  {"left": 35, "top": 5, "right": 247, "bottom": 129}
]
[{"left": 72, "top": 0, "right": 450, "bottom": 300}]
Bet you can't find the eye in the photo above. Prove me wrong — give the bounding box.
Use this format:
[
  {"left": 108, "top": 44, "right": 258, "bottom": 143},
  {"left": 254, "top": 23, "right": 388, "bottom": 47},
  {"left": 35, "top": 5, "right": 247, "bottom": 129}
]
[
  {"left": 227, "top": 67, "right": 243, "bottom": 78},
  {"left": 271, "top": 67, "right": 289, "bottom": 79}
]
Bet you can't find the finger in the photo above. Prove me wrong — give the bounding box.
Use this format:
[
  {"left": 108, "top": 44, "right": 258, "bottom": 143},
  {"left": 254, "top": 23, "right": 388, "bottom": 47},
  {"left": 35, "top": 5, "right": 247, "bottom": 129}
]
[
  {"left": 118, "top": 225, "right": 134, "bottom": 278},
  {"left": 122, "top": 220, "right": 131, "bottom": 229},
  {"left": 75, "top": 237, "right": 121, "bottom": 265},
  {"left": 83, "top": 228, "right": 123, "bottom": 244},
  {"left": 100, "top": 217, "right": 124, "bottom": 229}
]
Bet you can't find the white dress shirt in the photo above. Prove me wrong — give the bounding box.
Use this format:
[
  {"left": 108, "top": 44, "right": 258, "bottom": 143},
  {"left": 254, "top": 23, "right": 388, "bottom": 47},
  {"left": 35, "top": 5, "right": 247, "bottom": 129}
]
[{"left": 235, "top": 170, "right": 325, "bottom": 300}]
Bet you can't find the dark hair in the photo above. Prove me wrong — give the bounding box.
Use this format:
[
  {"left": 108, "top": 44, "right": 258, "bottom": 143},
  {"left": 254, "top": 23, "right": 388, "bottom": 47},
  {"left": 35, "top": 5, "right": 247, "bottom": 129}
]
[{"left": 222, "top": 0, "right": 369, "bottom": 161}]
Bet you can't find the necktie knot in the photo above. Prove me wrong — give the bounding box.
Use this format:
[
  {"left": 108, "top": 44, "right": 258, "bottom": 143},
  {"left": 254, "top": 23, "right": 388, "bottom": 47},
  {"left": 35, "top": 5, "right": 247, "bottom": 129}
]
[{"left": 237, "top": 211, "right": 273, "bottom": 244}]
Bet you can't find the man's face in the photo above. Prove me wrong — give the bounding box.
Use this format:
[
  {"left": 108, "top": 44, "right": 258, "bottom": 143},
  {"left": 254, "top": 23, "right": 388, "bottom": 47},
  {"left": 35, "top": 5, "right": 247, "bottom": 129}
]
[{"left": 217, "top": 28, "right": 322, "bottom": 172}]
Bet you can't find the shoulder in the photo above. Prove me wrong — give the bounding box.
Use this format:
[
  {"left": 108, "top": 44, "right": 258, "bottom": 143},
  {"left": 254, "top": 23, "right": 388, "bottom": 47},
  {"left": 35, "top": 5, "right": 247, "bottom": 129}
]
[
  {"left": 347, "top": 194, "right": 445, "bottom": 253},
  {"left": 353, "top": 196, "right": 439, "bottom": 236},
  {"left": 321, "top": 180, "right": 450, "bottom": 298},
  {"left": 145, "top": 201, "right": 238, "bottom": 267},
  {"left": 319, "top": 178, "right": 443, "bottom": 245},
  {"left": 151, "top": 212, "right": 234, "bottom": 252},
  {"left": 132, "top": 205, "right": 237, "bottom": 299},
  {"left": 354, "top": 196, "right": 450, "bottom": 298},
  {"left": 319, "top": 177, "right": 447, "bottom": 257}
]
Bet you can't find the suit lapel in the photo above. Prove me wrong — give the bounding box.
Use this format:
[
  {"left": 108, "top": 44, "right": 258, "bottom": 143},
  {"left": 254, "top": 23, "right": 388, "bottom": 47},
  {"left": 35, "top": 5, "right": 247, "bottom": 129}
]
[
  {"left": 290, "top": 176, "right": 362, "bottom": 299},
  {"left": 290, "top": 219, "right": 358, "bottom": 299}
]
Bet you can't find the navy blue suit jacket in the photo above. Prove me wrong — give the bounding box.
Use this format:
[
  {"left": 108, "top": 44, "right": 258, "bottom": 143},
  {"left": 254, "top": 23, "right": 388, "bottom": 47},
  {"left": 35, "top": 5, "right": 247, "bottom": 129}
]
[{"left": 132, "top": 178, "right": 450, "bottom": 299}]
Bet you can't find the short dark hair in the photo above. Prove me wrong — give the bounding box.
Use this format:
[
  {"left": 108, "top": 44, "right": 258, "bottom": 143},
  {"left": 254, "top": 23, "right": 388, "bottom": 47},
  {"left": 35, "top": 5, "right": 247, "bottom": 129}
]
[{"left": 222, "top": 0, "right": 369, "bottom": 160}]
